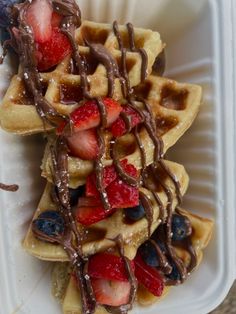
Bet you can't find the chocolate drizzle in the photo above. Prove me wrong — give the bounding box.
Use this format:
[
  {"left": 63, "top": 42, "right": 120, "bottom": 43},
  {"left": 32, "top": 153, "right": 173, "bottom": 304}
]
[
  {"left": 126, "top": 22, "right": 148, "bottom": 81},
  {"left": 85, "top": 41, "right": 120, "bottom": 97},
  {"left": 0, "top": 182, "right": 19, "bottom": 191},
  {"left": 139, "top": 191, "right": 153, "bottom": 237}
]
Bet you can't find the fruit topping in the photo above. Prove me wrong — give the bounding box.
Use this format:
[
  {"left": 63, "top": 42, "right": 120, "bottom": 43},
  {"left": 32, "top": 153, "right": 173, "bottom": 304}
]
[
  {"left": 0, "top": 0, "right": 20, "bottom": 28},
  {"left": 51, "top": 12, "right": 62, "bottom": 27},
  {"left": 139, "top": 241, "right": 159, "bottom": 267},
  {"left": 106, "top": 178, "right": 139, "bottom": 209},
  {"left": 124, "top": 203, "right": 146, "bottom": 221},
  {"left": 23, "top": 0, "right": 72, "bottom": 71},
  {"left": 26, "top": 0, "right": 53, "bottom": 43},
  {"left": 67, "top": 128, "right": 99, "bottom": 160},
  {"left": 110, "top": 104, "right": 142, "bottom": 137},
  {"left": 86, "top": 159, "right": 139, "bottom": 209},
  {"left": 171, "top": 214, "right": 192, "bottom": 242},
  {"left": 69, "top": 185, "right": 85, "bottom": 207},
  {"left": 86, "top": 164, "right": 117, "bottom": 197},
  {"left": 91, "top": 278, "right": 131, "bottom": 307},
  {"left": 36, "top": 27, "right": 72, "bottom": 71},
  {"left": 75, "top": 197, "right": 116, "bottom": 226},
  {"left": 58, "top": 98, "right": 122, "bottom": 134},
  {"left": 88, "top": 253, "right": 135, "bottom": 282},
  {"left": 134, "top": 253, "right": 164, "bottom": 297},
  {"left": 71, "top": 98, "right": 122, "bottom": 131},
  {"left": 32, "top": 210, "right": 64, "bottom": 237},
  {"left": 86, "top": 158, "right": 137, "bottom": 198}
]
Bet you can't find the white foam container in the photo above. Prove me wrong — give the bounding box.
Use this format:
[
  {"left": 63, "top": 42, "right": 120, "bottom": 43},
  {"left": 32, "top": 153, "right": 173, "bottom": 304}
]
[{"left": 0, "top": 0, "right": 236, "bottom": 313}]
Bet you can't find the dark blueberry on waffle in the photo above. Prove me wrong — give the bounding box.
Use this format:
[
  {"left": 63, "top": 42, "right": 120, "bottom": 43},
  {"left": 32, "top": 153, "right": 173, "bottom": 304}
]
[
  {"left": 33, "top": 210, "right": 64, "bottom": 238},
  {"left": 172, "top": 214, "right": 192, "bottom": 242},
  {"left": 140, "top": 241, "right": 159, "bottom": 267},
  {"left": 125, "top": 203, "right": 146, "bottom": 221}
]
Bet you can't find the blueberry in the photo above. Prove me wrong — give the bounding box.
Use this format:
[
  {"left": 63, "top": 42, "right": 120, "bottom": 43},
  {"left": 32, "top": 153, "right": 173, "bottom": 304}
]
[
  {"left": 166, "top": 261, "right": 181, "bottom": 281},
  {"left": 140, "top": 241, "right": 159, "bottom": 267},
  {"left": 33, "top": 210, "right": 65, "bottom": 237},
  {"left": 125, "top": 204, "right": 146, "bottom": 221},
  {"left": 69, "top": 185, "right": 85, "bottom": 207},
  {"left": 0, "top": 0, "right": 21, "bottom": 28},
  {"left": 171, "top": 214, "right": 191, "bottom": 242}
]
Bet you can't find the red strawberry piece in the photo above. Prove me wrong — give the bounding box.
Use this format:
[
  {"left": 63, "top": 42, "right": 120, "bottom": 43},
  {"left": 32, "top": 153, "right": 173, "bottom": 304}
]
[
  {"left": 75, "top": 197, "right": 116, "bottom": 226},
  {"left": 91, "top": 278, "right": 131, "bottom": 306},
  {"left": 110, "top": 105, "right": 142, "bottom": 137},
  {"left": 120, "top": 159, "right": 139, "bottom": 178},
  {"left": 106, "top": 178, "right": 139, "bottom": 209},
  {"left": 86, "top": 165, "right": 117, "bottom": 197},
  {"left": 36, "top": 27, "right": 72, "bottom": 71},
  {"left": 106, "top": 159, "right": 139, "bottom": 208},
  {"left": 88, "top": 253, "right": 135, "bottom": 282},
  {"left": 67, "top": 128, "right": 99, "bottom": 160},
  {"left": 69, "top": 98, "right": 122, "bottom": 132},
  {"left": 51, "top": 12, "right": 62, "bottom": 27},
  {"left": 26, "top": 0, "right": 53, "bottom": 43},
  {"left": 134, "top": 254, "right": 164, "bottom": 297},
  {"left": 86, "top": 159, "right": 138, "bottom": 198}
]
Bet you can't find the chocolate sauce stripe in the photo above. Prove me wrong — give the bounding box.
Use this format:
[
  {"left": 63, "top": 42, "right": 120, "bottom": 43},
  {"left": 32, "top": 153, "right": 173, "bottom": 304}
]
[
  {"left": 0, "top": 182, "right": 19, "bottom": 191},
  {"left": 126, "top": 22, "right": 148, "bottom": 81}
]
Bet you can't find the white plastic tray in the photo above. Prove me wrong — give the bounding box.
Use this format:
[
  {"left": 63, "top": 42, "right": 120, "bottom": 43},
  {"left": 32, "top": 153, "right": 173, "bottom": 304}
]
[{"left": 0, "top": 0, "right": 235, "bottom": 313}]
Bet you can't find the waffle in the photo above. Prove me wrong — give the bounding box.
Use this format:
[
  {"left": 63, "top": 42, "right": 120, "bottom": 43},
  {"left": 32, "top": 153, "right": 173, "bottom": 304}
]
[
  {"left": 23, "top": 159, "right": 189, "bottom": 261},
  {"left": 41, "top": 75, "right": 202, "bottom": 188},
  {"left": 0, "top": 20, "right": 163, "bottom": 135},
  {"left": 51, "top": 208, "right": 213, "bottom": 313}
]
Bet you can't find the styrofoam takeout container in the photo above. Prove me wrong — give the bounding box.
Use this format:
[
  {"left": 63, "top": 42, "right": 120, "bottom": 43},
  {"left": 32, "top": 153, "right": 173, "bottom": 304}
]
[{"left": 0, "top": 0, "right": 235, "bottom": 313}]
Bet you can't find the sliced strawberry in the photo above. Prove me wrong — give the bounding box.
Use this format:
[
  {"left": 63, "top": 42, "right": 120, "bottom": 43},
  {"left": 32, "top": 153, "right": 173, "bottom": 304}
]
[
  {"left": 69, "top": 98, "right": 122, "bottom": 132},
  {"left": 110, "top": 105, "right": 142, "bottom": 137},
  {"left": 26, "top": 0, "right": 53, "bottom": 43},
  {"left": 107, "top": 178, "right": 139, "bottom": 209},
  {"left": 91, "top": 278, "right": 131, "bottom": 306},
  {"left": 75, "top": 197, "right": 116, "bottom": 225},
  {"left": 67, "top": 128, "right": 99, "bottom": 160},
  {"left": 121, "top": 159, "right": 139, "bottom": 178},
  {"left": 36, "top": 27, "right": 72, "bottom": 71},
  {"left": 88, "top": 253, "right": 135, "bottom": 282},
  {"left": 86, "top": 159, "right": 138, "bottom": 198},
  {"left": 86, "top": 165, "right": 117, "bottom": 197},
  {"left": 51, "top": 12, "right": 62, "bottom": 27},
  {"left": 134, "top": 254, "right": 164, "bottom": 297}
]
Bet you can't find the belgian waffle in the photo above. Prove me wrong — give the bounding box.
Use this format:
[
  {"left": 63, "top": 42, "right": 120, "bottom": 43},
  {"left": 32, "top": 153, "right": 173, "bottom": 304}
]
[
  {"left": 0, "top": 20, "right": 163, "bottom": 135},
  {"left": 23, "top": 159, "right": 189, "bottom": 261},
  {"left": 50, "top": 208, "right": 213, "bottom": 313},
  {"left": 41, "top": 75, "right": 202, "bottom": 187}
]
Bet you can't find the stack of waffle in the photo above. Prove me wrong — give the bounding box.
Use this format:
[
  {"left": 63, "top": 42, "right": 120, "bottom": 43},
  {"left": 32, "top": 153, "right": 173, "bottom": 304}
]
[{"left": 0, "top": 18, "right": 213, "bottom": 314}]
